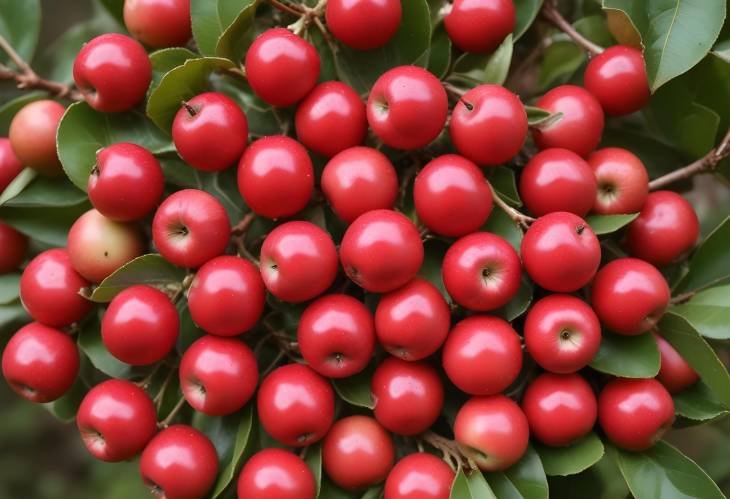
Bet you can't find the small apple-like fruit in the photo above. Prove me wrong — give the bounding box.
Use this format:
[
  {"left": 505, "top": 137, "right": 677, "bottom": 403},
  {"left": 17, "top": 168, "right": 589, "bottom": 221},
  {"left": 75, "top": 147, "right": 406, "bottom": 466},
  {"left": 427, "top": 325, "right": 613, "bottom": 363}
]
[
  {"left": 257, "top": 363, "right": 335, "bottom": 447},
  {"left": 326, "top": 0, "right": 402, "bottom": 50},
  {"left": 298, "top": 294, "right": 375, "bottom": 378},
  {"left": 454, "top": 395, "right": 529, "bottom": 471},
  {"left": 384, "top": 452, "right": 455, "bottom": 499},
  {"left": 521, "top": 373, "right": 597, "bottom": 447},
  {"left": 589, "top": 147, "right": 649, "bottom": 214},
  {"left": 123, "top": 0, "right": 192, "bottom": 48},
  {"left": 367, "top": 66, "right": 448, "bottom": 150},
  {"left": 187, "top": 255, "right": 265, "bottom": 336},
  {"left": 524, "top": 294, "right": 601, "bottom": 373},
  {"left": 340, "top": 209, "right": 424, "bottom": 293},
  {"left": 180, "top": 335, "right": 258, "bottom": 416},
  {"left": 237, "top": 448, "right": 316, "bottom": 499},
  {"left": 2, "top": 322, "right": 79, "bottom": 402},
  {"left": 101, "top": 284, "right": 179, "bottom": 365},
  {"left": 0, "top": 221, "right": 28, "bottom": 273},
  {"left": 245, "top": 28, "right": 320, "bottom": 107},
  {"left": 442, "top": 315, "right": 522, "bottom": 395},
  {"left": 8, "top": 100, "right": 65, "bottom": 175},
  {"left": 73, "top": 33, "right": 152, "bottom": 112},
  {"left": 521, "top": 212, "right": 600, "bottom": 292},
  {"left": 76, "top": 379, "right": 157, "bottom": 462},
  {"left": 0, "top": 137, "right": 24, "bottom": 190},
  {"left": 444, "top": 0, "right": 515, "bottom": 53},
  {"left": 449, "top": 84, "right": 527, "bottom": 166},
  {"left": 323, "top": 415, "right": 395, "bottom": 490},
  {"left": 152, "top": 189, "right": 231, "bottom": 269},
  {"left": 654, "top": 332, "right": 699, "bottom": 394},
  {"left": 598, "top": 377, "right": 675, "bottom": 451},
  {"left": 260, "top": 221, "right": 338, "bottom": 303},
  {"left": 238, "top": 135, "right": 314, "bottom": 219},
  {"left": 584, "top": 45, "right": 650, "bottom": 116},
  {"left": 591, "top": 257, "right": 670, "bottom": 335},
  {"left": 20, "top": 248, "right": 92, "bottom": 327}
]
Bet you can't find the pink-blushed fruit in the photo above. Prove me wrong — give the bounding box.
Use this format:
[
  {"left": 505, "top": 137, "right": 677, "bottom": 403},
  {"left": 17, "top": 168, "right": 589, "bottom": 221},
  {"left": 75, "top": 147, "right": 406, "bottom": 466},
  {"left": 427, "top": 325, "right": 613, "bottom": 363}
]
[
  {"left": 589, "top": 147, "right": 649, "bottom": 215},
  {"left": 654, "top": 332, "right": 699, "bottom": 394},
  {"left": 444, "top": 0, "right": 515, "bottom": 53},
  {"left": 383, "top": 452, "right": 455, "bottom": 499},
  {"left": 123, "top": 0, "right": 192, "bottom": 48},
  {"left": 584, "top": 45, "right": 650, "bottom": 116},
  {"left": 326, "top": 0, "right": 402, "bottom": 50},
  {"left": 8, "top": 100, "right": 65, "bottom": 175},
  {"left": 237, "top": 448, "right": 316, "bottom": 499}
]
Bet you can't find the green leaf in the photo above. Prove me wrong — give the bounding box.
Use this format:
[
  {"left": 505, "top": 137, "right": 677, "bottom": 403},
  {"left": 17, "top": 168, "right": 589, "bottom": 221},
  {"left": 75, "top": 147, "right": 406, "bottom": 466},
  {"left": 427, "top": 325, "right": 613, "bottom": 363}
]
[
  {"left": 0, "top": 93, "right": 45, "bottom": 135},
  {"left": 674, "top": 214, "right": 730, "bottom": 293},
  {"left": 586, "top": 213, "right": 639, "bottom": 235},
  {"left": 673, "top": 382, "right": 730, "bottom": 423},
  {"left": 0, "top": 300, "right": 28, "bottom": 336},
  {"left": 0, "top": 169, "right": 37, "bottom": 206},
  {"left": 89, "top": 254, "right": 187, "bottom": 303},
  {"left": 78, "top": 322, "right": 149, "bottom": 379},
  {"left": 361, "top": 487, "right": 383, "bottom": 499},
  {"left": 488, "top": 446, "right": 548, "bottom": 499},
  {"left": 191, "top": 0, "right": 223, "bottom": 57},
  {"left": 1, "top": 175, "right": 87, "bottom": 208},
  {"left": 215, "top": 0, "right": 259, "bottom": 62},
  {"left": 451, "top": 468, "right": 498, "bottom": 499},
  {"left": 304, "top": 443, "right": 323, "bottom": 498},
  {"left": 0, "top": 274, "right": 20, "bottom": 305},
  {"left": 332, "top": 368, "right": 375, "bottom": 409},
  {"left": 483, "top": 206, "right": 523, "bottom": 251},
  {"left": 0, "top": 0, "right": 40, "bottom": 65},
  {"left": 210, "top": 75, "right": 282, "bottom": 138},
  {"left": 149, "top": 47, "right": 198, "bottom": 90},
  {"left": 448, "top": 34, "right": 514, "bottom": 87},
  {"left": 525, "top": 106, "right": 563, "bottom": 127},
  {"left": 590, "top": 331, "right": 660, "bottom": 378},
  {"left": 208, "top": 405, "right": 255, "bottom": 498},
  {"left": 538, "top": 40, "right": 585, "bottom": 91},
  {"left": 428, "top": 23, "right": 452, "bottom": 79},
  {"left": 500, "top": 275, "right": 534, "bottom": 322},
  {"left": 535, "top": 434, "right": 605, "bottom": 477},
  {"left": 489, "top": 167, "right": 521, "bottom": 207},
  {"left": 600, "top": 126, "right": 684, "bottom": 179},
  {"left": 42, "top": 377, "right": 87, "bottom": 423},
  {"left": 0, "top": 202, "right": 90, "bottom": 246},
  {"left": 514, "top": 0, "right": 544, "bottom": 40},
  {"left": 670, "top": 286, "right": 730, "bottom": 339}
]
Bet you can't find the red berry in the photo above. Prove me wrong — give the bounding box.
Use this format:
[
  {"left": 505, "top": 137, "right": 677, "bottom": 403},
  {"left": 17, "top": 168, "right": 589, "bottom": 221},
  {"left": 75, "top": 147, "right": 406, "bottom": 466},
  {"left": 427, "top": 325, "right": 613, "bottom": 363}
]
[
  {"left": 123, "top": 0, "right": 192, "bottom": 48},
  {"left": 589, "top": 147, "right": 649, "bottom": 214},
  {"left": 237, "top": 448, "right": 316, "bottom": 499},
  {"left": 584, "top": 45, "right": 649, "bottom": 116},
  {"left": 0, "top": 137, "right": 24, "bottom": 190},
  {"left": 8, "top": 100, "right": 65, "bottom": 175},
  {"left": 384, "top": 453, "right": 455, "bottom": 499},
  {"left": 654, "top": 333, "right": 699, "bottom": 394},
  {"left": 0, "top": 221, "right": 27, "bottom": 273},
  {"left": 326, "top": 0, "right": 402, "bottom": 50},
  {"left": 444, "top": 0, "right": 515, "bottom": 53}
]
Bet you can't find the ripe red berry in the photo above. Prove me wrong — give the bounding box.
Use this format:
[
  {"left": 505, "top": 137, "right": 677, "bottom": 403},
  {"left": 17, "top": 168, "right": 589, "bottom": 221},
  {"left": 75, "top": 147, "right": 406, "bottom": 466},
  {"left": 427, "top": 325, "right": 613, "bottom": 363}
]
[
  {"left": 123, "top": 0, "right": 192, "bottom": 48},
  {"left": 442, "top": 232, "right": 521, "bottom": 311},
  {"left": 589, "top": 147, "right": 649, "bottom": 214},
  {"left": 444, "top": 0, "right": 515, "bottom": 53},
  {"left": 102, "top": 285, "right": 179, "bottom": 365},
  {"left": 245, "top": 28, "right": 320, "bottom": 107},
  {"left": 384, "top": 452, "right": 455, "bottom": 499},
  {"left": 591, "top": 257, "right": 670, "bottom": 335},
  {"left": 375, "top": 277, "right": 450, "bottom": 361},
  {"left": 187, "top": 255, "right": 265, "bottom": 336},
  {"left": 298, "top": 294, "right": 375, "bottom": 378},
  {"left": 8, "top": 100, "right": 65, "bottom": 175},
  {"left": 532, "top": 85, "right": 604, "bottom": 157},
  {"left": 521, "top": 212, "right": 600, "bottom": 292},
  {"left": 519, "top": 148, "right": 597, "bottom": 217},
  {"left": 0, "top": 137, "right": 25, "bottom": 190},
  {"left": 76, "top": 379, "right": 157, "bottom": 462},
  {"left": 326, "top": 0, "right": 402, "bottom": 50},
  {"left": 0, "top": 221, "right": 27, "bottom": 273},
  {"left": 260, "top": 221, "right": 338, "bottom": 303},
  {"left": 654, "top": 332, "right": 699, "bottom": 394},
  {"left": 238, "top": 136, "right": 314, "bottom": 219},
  {"left": 450, "top": 84, "right": 527, "bottom": 166},
  {"left": 598, "top": 378, "right": 675, "bottom": 451},
  {"left": 323, "top": 415, "right": 395, "bottom": 490},
  {"left": 257, "top": 363, "right": 335, "bottom": 447},
  {"left": 340, "top": 209, "right": 424, "bottom": 293},
  {"left": 73, "top": 33, "right": 152, "bottom": 112},
  {"left": 2, "top": 322, "right": 79, "bottom": 402},
  {"left": 367, "top": 66, "right": 448, "bottom": 150},
  {"left": 172, "top": 92, "right": 249, "bottom": 172},
  {"left": 442, "top": 315, "right": 522, "bottom": 395},
  {"left": 414, "top": 154, "right": 493, "bottom": 237},
  {"left": 522, "top": 373, "right": 597, "bottom": 446},
  {"left": 584, "top": 45, "right": 650, "bottom": 116},
  {"left": 237, "top": 448, "right": 316, "bottom": 499},
  {"left": 180, "top": 335, "right": 258, "bottom": 415}
]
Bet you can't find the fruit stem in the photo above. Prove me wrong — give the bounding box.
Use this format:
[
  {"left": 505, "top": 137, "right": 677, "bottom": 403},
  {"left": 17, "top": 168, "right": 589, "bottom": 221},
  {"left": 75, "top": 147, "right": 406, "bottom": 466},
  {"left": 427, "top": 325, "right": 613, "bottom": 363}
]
[
  {"left": 152, "top": 368, "right": 178, "bottom": 409},
  {"left": 266, "top": 0, "right": 304, "bottom": 16},
  {"left": 443, "top": 81, "right": 466, "bottom": 99},
  {"left": 181, "top": 101, "right": 197, "bottom": 117},
  {"left": 158, "top": 396, "right": 187, "bottom": 429},
  {"left": 231, "top": 212, "right": 257, "bottom": 236},
  {"left": 490, "top": 183, "right": 535, "bottom": 230},
  {"left": 541, "top": 2, "right": 604, "bottom": 56},
  {"left": 420, "top": 431, "right": 478, "bottom": 472},
  {"left": 670, "top": 291, "right": 696, "bottom": 305}
]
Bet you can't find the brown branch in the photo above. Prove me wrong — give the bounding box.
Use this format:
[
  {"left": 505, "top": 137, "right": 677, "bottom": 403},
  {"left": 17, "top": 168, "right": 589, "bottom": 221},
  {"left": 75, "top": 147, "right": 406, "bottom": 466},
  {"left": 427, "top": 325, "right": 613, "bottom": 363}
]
[
  {"left": 420, "top": 431, "right": 477, "bottom": 471},
  {"left": 267, "top": 0, "right": 304, "bottom": 16},
  {"left": 491, "top": 184, "right": 535, "bottom": 230},
  {"left": 541, "top": 2, "right": 603, "bottom": 56},
  {"left": 231, "top": 212, "right": 256, "bottom": 236},
  {"left": 158, "top": 396, "right": 187, "bottom": 429},
  {"left": 443, "top": 81, "right": 466, "bottom": 99}
]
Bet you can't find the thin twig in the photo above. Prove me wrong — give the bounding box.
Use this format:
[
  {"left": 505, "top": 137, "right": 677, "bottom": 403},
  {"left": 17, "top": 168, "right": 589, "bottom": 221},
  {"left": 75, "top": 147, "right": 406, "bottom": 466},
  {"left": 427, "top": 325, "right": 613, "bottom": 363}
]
[
  {"left": 443, "top": 81, "right": 466, "bottom": 99},
  {"left": 267, "top": 0, "right": 304, "bottom": 16},
  {"left": 158, "top": 397, "right": 187, "bottom": 429},
  {"left": 152, "top": 368, "right": 177, "bottom": 409},
  {"left": 541, "top": 2, "right": 603, "bottom": 55},
  {"left": 670, "top": 291, "right": 696, "bottom": 305},
  {"left": 420, "top": 431, "right": 477, "bottom": 472},
  {"left": 231, "top": 212, "right": 257, "bottom": 236},
  {"left": 490, "top": 184, "right": 535, "bottom": 230}
]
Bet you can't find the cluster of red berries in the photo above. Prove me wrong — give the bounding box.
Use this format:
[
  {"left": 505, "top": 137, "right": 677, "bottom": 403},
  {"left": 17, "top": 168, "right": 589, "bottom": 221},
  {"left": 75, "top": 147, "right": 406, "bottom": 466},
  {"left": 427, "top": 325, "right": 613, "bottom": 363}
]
[{"left": 0, "top": 0, "right": 705, "bottom": 498}]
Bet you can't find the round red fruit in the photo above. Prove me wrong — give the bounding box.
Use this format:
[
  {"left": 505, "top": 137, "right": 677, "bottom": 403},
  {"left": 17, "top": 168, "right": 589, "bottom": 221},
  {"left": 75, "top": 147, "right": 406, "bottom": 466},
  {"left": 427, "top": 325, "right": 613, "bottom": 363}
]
[
  {"left": 584, "top": 45, "right": 650, "bottom": 116},
  {"left": 326, "top": 0, "right": 402, "bottom": 50},
  {"left": 123, "top": 0, "right": 192, "bottom": 48},
  {"left": 8, "top": 100, "right": 65, "bottom": 175},
  {"left": 444, "top": 0, "right": 515, "bottom": 53},
  {"left": 589, "top": 147, "right": 649, "bottom": 214},
  {"left": 237, "top": 448, "right": 316, "bottom": 499},
  {"left": 654, "top": 332, "right": 699, "bottom": 394},
  {"left": 384, "top": 453, "right": 455, "bottom": 499},
  {"left": 0, "top": 221, "right": 27, "bottom": 273},
  {"left": 0, "top": 137, "right": 24, "bottom": 190}
]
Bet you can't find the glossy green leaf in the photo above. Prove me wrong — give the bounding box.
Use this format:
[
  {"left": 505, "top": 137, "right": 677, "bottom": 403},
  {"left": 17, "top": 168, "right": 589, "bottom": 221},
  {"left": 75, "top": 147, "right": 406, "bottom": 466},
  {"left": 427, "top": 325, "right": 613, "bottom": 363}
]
[
  {"left": 428, "top": 23, "right": 452, "bottom": 79},
  {"left": 208, "top": 405, "right": 255, "bottom": 498},
  {"left": 600, "top": 126, "right": 684, "bottom": 179},
  {"left": 210, "top": 75, "right": 282, "bottom": 137},
  {"left": 89, "top": 254, "right": 187, "bottom": 303},
  {"left": 483, "top": 205, "right": 523, "bottom": 251},
  {"left": 449, "top": 35, "right": 514, "bottom": 87},
  {"left": 320, "top": 477, "right": 358, "bottom": 499},
  {"left": 500, "top": 275, "right": 534, "bottom": 322},
  {"left": 0, "top": 274, "right": 20, "bottom": 305},
  {"left": 190, "top": 0, "right": 222, "bottom": 56},
  {"left": 0, "top": 169, "right": 38, "bottom": 205},
  {"left": 451, "top": 468, "right": 498, "bottom": 499},
  {"left": 42, "top": 377, "right": 87, "bottom": 423},
  {"left": 674, "top": 215, "right": 730, "bottom": 293},
  {"left": 0, "top": 202, "right": 90, "bottom": 246},
  {"left": 489, "top": 167, "right": 521, "bottom": 207},
  {"left": 670, "top": 286, "right": 730, "bottom": 339},
  {"left": 673, "top": 381, "right": 730, "bottom": 423},
  {"left": 78, "top": 322, "right": 149, "bottom": 379},
  {"left": 0, "top": 93, "right": 45, "bottom": 134},
  {"left": 590, "top": 331, "right": 660, "bottom": 378},
  {"left": 332, "top": 368, "right": 375, "bottom": 409},
  {"left": 535, "top": 434, "right": 605, "bottom": 477},
  {"left": 361, "top": 487, "right": 383, "bottom": 499},
  {"left": 586, "top": 213, "right": 639, "bottom": 235},
  {"left": 0, "top": 0, "right": 41, "bottom": 65},
  {"left": 304, "top": 443, "right": 323, "bottom": 497},
  {"left": 215, "top": 0, "right": 258, "bottom": 62},
  {"left": 1, "top": 175, "right": 86, "bottom": 208},
  {"left": 149, "top": 47, "right": 198, "bottom": 90},
  {"left": 538, "top": 40, "right": 585, "bottom": 91},
  {"left": 514, "top": 0, "right": 544, "bottom": 40},
  {"left": 525, "top": 106, "right": 563, "bottom": 127},
  {"left": 491, "top": 446, "right": 549, "bottom": 499}
]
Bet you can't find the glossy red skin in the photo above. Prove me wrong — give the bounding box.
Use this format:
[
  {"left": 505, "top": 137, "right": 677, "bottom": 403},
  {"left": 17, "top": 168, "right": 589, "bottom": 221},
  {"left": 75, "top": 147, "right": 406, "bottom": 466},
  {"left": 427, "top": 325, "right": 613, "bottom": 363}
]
[
  {"left": 589, "top": 147, "right": 649, "bottom": 214},
  {"left": 591, "top": 257, "right": 670, "bottom": 335},
  {"left": 172, "top": 93, "right": 248, "bottom": 172},
  {"left": 187, "top": 255, "right": 265, "bottom": 336},
  {"left": 260, "top": 221, "right": 338, "bottom": 303},
  {"left": 367, "top": 66, "right": 448, "bottom": 150},
  {"left": 524, "top": 294, "right": 601, "bottom": 373},
  {"left": 322, "top": 146, "right": 399, "bottom": 223},
  {"left": 89, "top": 143, "right": 164, "bottom": 221},
  {"left": 598, "top": 378, "right": 675, "bottom": 451},
  {"left": 245, "top": 28, "right": 320, "bottom": 107},
  {"left": 152, "top": 189, "right": 231, "bottom": 269},
  {"left": 298, "top": 294, "right": 375, "bottom": 378},
  {"left": 450, "top": 84, "right": 527, "bottom": 166},
  {"left": 237, "top": 448, "right": 316, "bottom": 499},
  {"left": 180, "top": 335, "right": 258, "bottom": 415},
  {"left": 20, "top": 249, "right": 92, "bottom": 327},
  {"left": 123, "top": 0, "right": 192, "bottom": 48},
  {"left": 442, "top": 315, "right": 522, "bottom": 395},
  {"left": 102, "top": 285, "right": 179, "bottom": 365},
  {"left": 140, "top": 425, "right": 219, "bottom": 499},
  {"left": 584, "top": 45, "right": 649, "bottom": 116},
  {"left": 654, "top": 333, "right": 699, "bottom": 394},
  {"left": 627, "top": 191, "right": 699, "bottom": 267},
  {"left": 521, "top": 212, "right": 600, "bottom": 292},
  {"left": 384, "top": 453, "right": 455, "bottom": 499},
  {"left": 521, "top": 373, "right": 597, "bottom": 447},
  {"left": 340, "top": 209, "right": 424, "bottom": 293},
  {"left": 238, "top": 135, "right": 314, "bottom": 219},
  {"left": 257, "top": 363, "right": 335, "bottom": 447},
  {"left": 519, "top": 148, "right": 597, "bottom": 217},
  {"left": 444, "top": 0, "right": 515, "bottom": 53},
  {"left": 0, "top": 221, "right": 27, "bottom": 273},
  {"left": 0, "top": 137, "right": 24, "bottom": 190},
  {"left": 8, "top": 100, "right": 64, "bottom": 175},
  {"left": 372, "top": 357, "right": 444, "bottom": 435},
  {"left": 442, "top": 232, "right": 521, "bottom": 311},
  {"left": 295, "top": 81, "right": 367, "bottom": 157},
  {"left": 323, "top": 415, "right": 395, "bottom": 490},
  {"left": 375, "top": 277, "right": 450, "bottom": 361},
  {"left": 76, "top": 379, "right": 157, "bottom": 462},
  {"left": 454, "top": 395, "right": 529, "bottom": 471},
  {"left": 73, "top": 34, "right": 151, "bottom": 113},
  {"left": 326, "top": 0, "right": 402, "bottom": 50},
  {"left": 532, "top": 85, "right": 605, "bottom": 157},
  {"left": 414, "top": 154, "right": 493, "bottom": 237},
  {"left": 67, "top": 209, "right": 146, "bottom": 283},
  {"left": 2, "top": 323, "right": 79, "bottom": 403}
]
